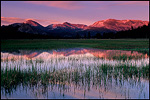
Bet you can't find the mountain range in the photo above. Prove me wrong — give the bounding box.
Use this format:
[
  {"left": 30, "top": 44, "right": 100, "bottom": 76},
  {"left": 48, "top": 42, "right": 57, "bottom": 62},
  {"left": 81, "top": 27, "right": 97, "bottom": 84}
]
[{"left": 1, "top": 19, "right": 149, "bottom": 38}]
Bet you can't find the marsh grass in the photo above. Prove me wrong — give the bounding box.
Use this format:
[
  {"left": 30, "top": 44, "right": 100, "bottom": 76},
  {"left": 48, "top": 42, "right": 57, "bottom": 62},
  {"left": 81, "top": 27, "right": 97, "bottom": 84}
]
[
  {"left": 1, "top": 63, "right": 149, "bottom": 95},
  {"left": 1, "top": 47, "right": 149, "bottom": 98},
  {"left": 1, "top": 39, "right": 149, "bottom": 99},
  {"left": 112, "top": 54, "right": 145, "bottom": 61},
  {"left": 35, "top": 58, "right": 44, "bottom": 63}
]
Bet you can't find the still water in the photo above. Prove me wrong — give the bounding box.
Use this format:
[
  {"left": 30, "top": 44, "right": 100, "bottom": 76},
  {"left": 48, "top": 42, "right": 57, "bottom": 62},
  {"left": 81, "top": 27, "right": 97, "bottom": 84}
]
[{"left": 1, "top": 48, "right": 149, "bottom": 99}]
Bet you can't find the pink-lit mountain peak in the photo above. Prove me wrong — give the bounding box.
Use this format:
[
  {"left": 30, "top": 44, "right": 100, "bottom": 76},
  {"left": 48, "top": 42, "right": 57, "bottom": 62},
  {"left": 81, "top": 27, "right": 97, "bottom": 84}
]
[
  {"left": 63, "top": 22, "right": 71, "bottom": 25},
  {"left": 96, "top": 19, "right": 147, "bottom": 25},
  {"left": 91, "top": 19, "right": 149, "bottom": 31},
  {"left": 23, "top": 20, "right": 42, "bottom": 27},
  {"left": 48, "top": 22, "right": 88, "bottom": 29}
]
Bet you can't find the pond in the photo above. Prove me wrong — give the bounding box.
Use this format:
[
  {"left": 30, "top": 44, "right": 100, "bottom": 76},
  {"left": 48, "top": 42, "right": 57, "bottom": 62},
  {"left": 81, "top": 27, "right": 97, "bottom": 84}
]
[{"left": 1, "top": 48, "right": 149, "bottom": 99}]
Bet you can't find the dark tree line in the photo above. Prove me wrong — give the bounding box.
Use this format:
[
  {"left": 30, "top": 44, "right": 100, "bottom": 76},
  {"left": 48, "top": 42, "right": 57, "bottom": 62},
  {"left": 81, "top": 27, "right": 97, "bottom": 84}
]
[
  {"left": 94, "top": 23, "right": 150, "bottom": 39},
  {"left": 1, "top": 25, "right": 53, "bottom": 39}
]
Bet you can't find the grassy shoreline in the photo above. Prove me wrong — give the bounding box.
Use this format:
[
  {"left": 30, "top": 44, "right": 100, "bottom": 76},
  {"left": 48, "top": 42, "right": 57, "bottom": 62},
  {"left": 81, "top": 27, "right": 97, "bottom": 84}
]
[{"left": 1, "top": 39, "right": 149, "bottom": 54}]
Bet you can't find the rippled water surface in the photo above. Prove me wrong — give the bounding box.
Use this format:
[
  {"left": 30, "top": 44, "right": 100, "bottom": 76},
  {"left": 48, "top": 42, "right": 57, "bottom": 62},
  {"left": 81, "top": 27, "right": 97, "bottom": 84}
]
[{"left": 1, "top": 48, "right": 149, "bottom": 99}]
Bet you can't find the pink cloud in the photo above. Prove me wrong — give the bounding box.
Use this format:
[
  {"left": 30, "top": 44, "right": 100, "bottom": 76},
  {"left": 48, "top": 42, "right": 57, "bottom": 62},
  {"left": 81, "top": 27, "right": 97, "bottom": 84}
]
[
  {"left": 1, "top": 17, "right": 26, "bottom": 24},
  {"left": 95, "top": 1, "right": 149, "bottom": 10},
  {"left": 108, "top": 1, "right": 148, "bottom": 6},
  {"left": 25, "top": 1, "right": 83, "bottom": 10},
  {"left": 1, "top": 17, "right": 61, "bottom": 26}
]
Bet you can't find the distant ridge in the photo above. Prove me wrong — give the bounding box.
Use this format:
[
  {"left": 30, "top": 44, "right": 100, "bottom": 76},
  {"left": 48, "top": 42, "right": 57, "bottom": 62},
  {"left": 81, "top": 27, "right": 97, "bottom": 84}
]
[
  {"left": 1, "top": 19, "right": 149, "bottom": 39},
  {"left": 90, "top": 19, "right": 148, "bottom": 31}
]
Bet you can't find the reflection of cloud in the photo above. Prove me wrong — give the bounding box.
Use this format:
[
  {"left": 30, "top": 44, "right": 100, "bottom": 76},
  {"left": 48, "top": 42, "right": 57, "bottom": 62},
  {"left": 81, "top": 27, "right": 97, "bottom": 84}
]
[
  {"left": 1, "top": 17, "right": 61, "bottom": 26},
  {"left": 25, "top": 1, "right": 84, "bottom": 10}
]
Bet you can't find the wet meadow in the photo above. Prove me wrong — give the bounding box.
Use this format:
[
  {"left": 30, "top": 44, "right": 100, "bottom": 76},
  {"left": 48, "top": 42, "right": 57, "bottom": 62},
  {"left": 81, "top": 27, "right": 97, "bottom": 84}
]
[{"left": 1, "top": 39, "right": 149, "bottom": 99}]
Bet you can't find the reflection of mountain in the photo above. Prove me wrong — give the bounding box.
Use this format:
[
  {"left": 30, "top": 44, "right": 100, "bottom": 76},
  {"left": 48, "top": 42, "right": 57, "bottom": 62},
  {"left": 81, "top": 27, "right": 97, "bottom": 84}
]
[
  {"left": 1, "top": 48, "right": 148, "bottom": 60},
  {"left": 90, "top": 50, "right": 148, "bottom": 59}
]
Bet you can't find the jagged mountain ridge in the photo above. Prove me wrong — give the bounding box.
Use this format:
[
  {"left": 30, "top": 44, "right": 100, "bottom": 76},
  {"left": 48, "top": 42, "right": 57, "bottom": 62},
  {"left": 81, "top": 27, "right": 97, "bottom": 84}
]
[
  {"left": 89, "top": 19, "right": 149, "bottom": 31},
  {"left": 47, "top": 22, "right": 88, "bottom": 30},
  {"left": 1, "top": 19, "right": 149, "bottom": 38}
]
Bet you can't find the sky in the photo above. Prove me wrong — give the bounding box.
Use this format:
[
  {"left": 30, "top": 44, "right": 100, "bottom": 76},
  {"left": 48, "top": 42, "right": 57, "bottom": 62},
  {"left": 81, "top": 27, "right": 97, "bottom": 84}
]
[{"left": 1, "top": 1, "right": 149, "bottom": 26}]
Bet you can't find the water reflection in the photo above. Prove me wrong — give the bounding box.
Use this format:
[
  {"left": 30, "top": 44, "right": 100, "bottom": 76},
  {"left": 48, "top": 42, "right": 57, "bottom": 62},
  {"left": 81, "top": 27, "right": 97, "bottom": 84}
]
[
  {"left": 1, "top": 48, "right": 148, "bottom": 60},
  {"left": 1, "top": 48, "right": 149, "bottom": 99}
]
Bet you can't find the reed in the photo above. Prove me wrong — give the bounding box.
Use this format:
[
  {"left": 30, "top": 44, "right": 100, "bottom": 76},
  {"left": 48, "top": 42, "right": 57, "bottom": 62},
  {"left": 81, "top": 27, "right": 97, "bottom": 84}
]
[{"left": 1, "top": 60, "right": 149, "bottom": 97}]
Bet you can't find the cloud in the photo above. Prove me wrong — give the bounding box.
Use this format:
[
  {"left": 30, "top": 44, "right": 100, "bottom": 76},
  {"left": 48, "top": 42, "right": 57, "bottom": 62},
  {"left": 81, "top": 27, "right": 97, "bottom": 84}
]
[
  {"left": 95, "top": 1, "right": 148, "bottom": 10},
  {"left": 1, "top": 17, "right": 25, "bottom": 24},
  {"left": 1, "top": 17, "right": 61, "bottom": 26},
  {"left": 25, "top": 1, "right": 84, "bottom": 10},
  {"left": 108, "top": 1, "right": 148, "bottom": 6}
]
